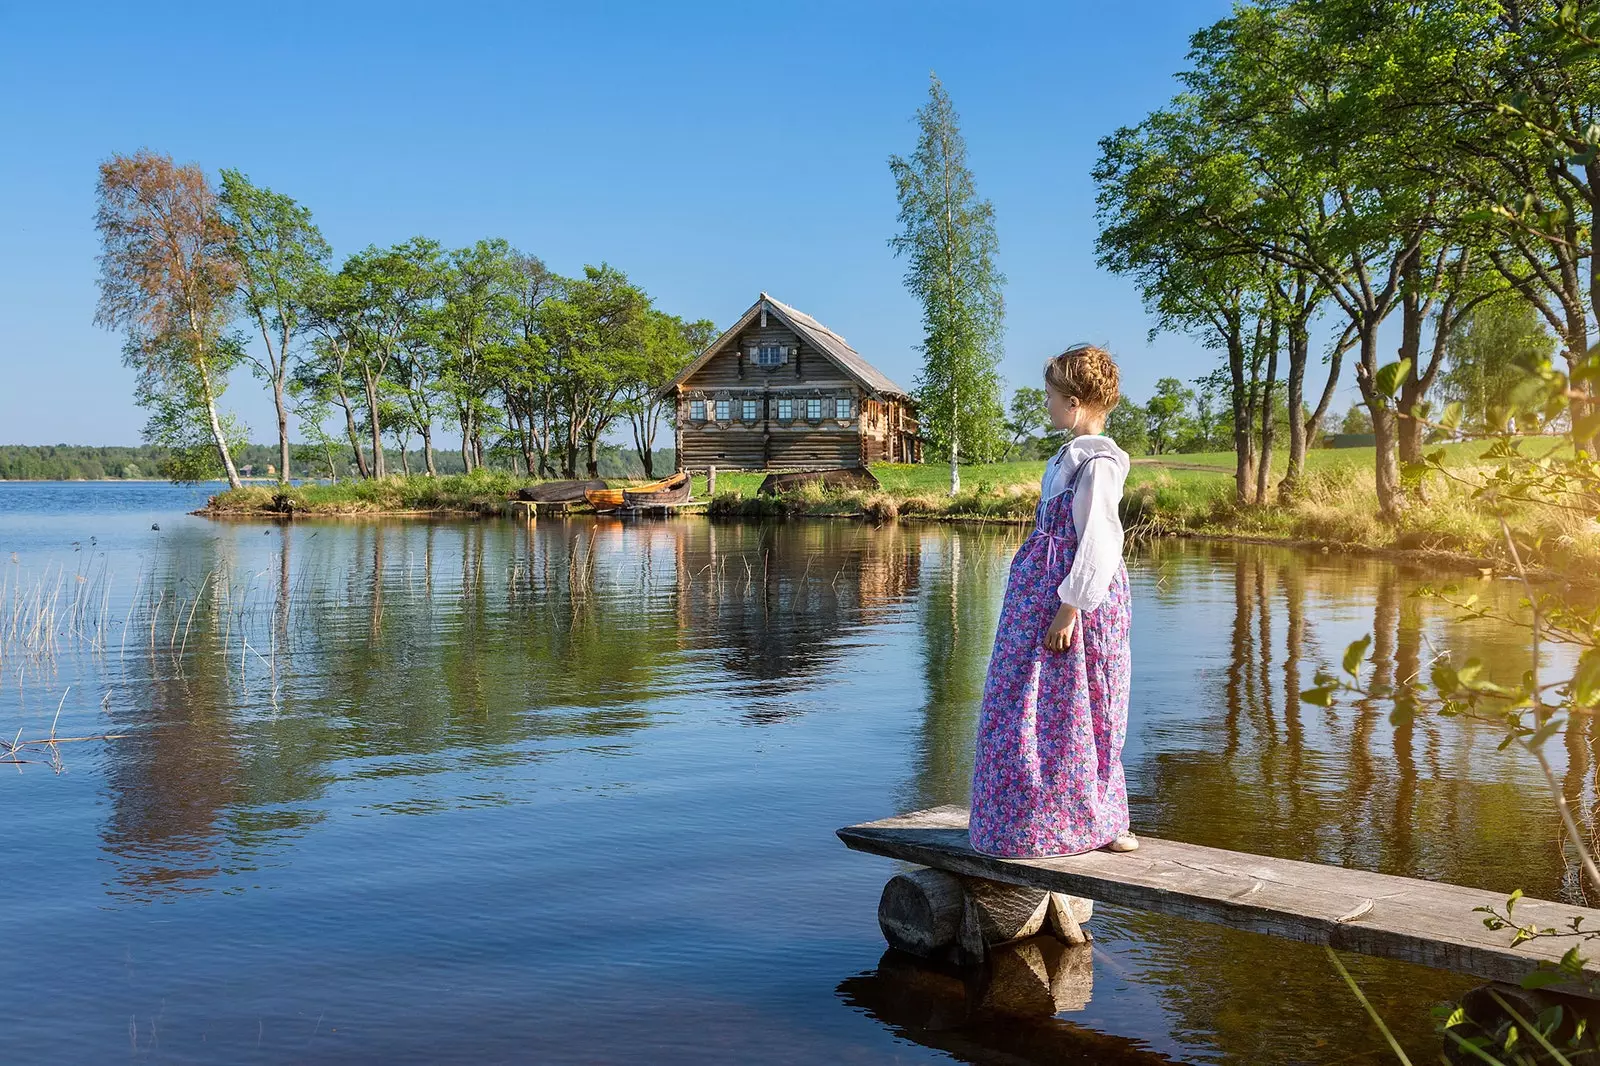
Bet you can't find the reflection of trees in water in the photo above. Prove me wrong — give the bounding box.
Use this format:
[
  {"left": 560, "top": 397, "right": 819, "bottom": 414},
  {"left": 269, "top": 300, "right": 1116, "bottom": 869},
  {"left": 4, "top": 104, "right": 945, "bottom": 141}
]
[
  {"left": 1131, "top": 541, "right": 1569, "bottom": 896},
  {"left": 97, "top": 517, "right": 924, "bottom": 895},
  {"left": 1115, "top": 541, "right": 1593, "bottom": 1065},
  {"left": 905, "top": 527, "right": 1021, "bottom": 811}
]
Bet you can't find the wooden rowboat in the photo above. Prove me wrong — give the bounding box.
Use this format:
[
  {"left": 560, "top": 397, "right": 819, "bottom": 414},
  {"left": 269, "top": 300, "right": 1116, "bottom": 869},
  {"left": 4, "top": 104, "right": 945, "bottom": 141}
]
[
  {"left": 510, "top": 479, "right": 606, "bottom": 504},
  {"left": 585, "top": 472, "right": 686, "bottom": 511},
  {"left": 622, "top": 472, "right": 692, "bottom": 509}
]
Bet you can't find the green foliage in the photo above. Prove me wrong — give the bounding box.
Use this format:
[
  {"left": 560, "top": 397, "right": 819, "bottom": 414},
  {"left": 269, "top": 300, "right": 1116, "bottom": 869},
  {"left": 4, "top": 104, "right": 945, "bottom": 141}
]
[
  {"left": 1004, "top": 386, "right": 1050, "bottom": 447},
  {"left": 1105, "top": 397, "right": 1151, "bottom": 456},
  {"left": 889, "top": 73, "right": 1007, "bottom": 485},
  {"left": 1443, "top": 294, "right": 1559, "bottom": 435},
  {"left": 1145, "top": 377, "right": 1196, "bottom": 454},
  {"left": 1339, "top": 403, "right": 1374, "bottom": 435}
]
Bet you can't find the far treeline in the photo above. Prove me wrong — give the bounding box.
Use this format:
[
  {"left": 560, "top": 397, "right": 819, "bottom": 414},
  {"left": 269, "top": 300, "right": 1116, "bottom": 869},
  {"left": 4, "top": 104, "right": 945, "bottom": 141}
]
[
  {"left": 1093, "top": 0, "right": 1593, "bottom": 517},
  {"left": 92, "top": 152, "right": 716, "bottom": 488}
]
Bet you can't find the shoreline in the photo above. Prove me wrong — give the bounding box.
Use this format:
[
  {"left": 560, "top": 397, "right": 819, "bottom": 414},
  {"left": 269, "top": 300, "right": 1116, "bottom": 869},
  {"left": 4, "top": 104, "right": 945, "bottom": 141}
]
[{"left": 194, "top": 496, "right": 1576, "bottom": 586}]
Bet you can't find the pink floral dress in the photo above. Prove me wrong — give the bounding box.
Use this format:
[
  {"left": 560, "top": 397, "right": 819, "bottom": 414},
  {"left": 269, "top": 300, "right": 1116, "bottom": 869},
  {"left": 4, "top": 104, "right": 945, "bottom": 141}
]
[{"left": 968, "top": 456, "right": 1132, "bottom": 857}]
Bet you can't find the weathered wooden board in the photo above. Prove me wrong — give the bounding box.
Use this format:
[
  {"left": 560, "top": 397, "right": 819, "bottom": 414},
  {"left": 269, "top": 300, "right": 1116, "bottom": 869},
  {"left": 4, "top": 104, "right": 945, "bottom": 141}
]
[{"left": 838, "top": 805, "right": 1600, "bottom": 996}]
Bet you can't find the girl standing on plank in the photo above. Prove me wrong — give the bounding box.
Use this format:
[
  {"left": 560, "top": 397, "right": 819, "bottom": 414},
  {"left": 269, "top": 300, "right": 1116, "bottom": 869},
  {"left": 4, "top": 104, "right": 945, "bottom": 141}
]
[{"left": 969, "top": 344, "right": 1137, "bottom": 857}]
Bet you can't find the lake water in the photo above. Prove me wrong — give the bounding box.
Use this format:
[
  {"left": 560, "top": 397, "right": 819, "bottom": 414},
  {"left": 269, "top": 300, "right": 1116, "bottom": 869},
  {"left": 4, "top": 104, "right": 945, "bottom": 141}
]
[{"left": 0, "top": 480, "right": 1585, "bottom": 1064}]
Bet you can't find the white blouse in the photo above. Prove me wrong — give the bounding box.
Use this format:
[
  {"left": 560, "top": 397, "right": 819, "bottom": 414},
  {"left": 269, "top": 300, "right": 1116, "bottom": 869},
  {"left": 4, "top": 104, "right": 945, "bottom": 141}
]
[{"left": 1041, "top": 434, "right": 1130, "bottom": 612}]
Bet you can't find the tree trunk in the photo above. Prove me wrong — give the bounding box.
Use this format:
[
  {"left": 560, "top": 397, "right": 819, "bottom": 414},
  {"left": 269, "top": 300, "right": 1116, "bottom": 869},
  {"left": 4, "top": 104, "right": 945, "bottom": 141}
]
[
  {"left": 399, "top": 445, "right": 411, "bottom": 477},
  {"left": 421, "top": 425, "right": 437, "bottom": 477},
  {"left": 363, "top": 372, "right": 385, "bottom": 479},
  {"left": 1280, "top": 321, "right": 1307, "bottom": 502},
  {"left": 1226, "top": 322, "right": 1256, "bottom": 505},
  {"left": 1256, "top": 314, "right": 1279, "bottom": 506},
  {"left": 1278, "top": 271, "right": 1314, "bottom": 502},
  {"left": 336, "top": 384, "right": 370, "bottom": 479},
  {"left": 585, "top": 435, "right": 600, "bottom": 479},
  {"left": 949, "top": 383, "right": 961, "bottom": 496},
  {"left": 1356, "top": 321, "right": 1404, "bottom": 521},
  {"left": 1395, "top": 262, "right": 1426, "bottom": 468},
  {"left": 200, "top": 369, "right": 243, "bottom": 490},
  {"left": 461, "top": 415, "right": 473, "bottom": 474},
  {"left": 273, "top": 377, "right": 291, "bottom": 484}
]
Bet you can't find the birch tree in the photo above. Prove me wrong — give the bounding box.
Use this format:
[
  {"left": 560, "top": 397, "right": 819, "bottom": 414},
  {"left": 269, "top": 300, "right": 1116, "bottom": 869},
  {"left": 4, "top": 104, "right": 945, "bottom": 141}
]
[
  {"left": 890, "top": 73, "right": 1006, "bottom": 494},
  {"left": 94, "top": 150, "right": 245, "bottom": 488}
]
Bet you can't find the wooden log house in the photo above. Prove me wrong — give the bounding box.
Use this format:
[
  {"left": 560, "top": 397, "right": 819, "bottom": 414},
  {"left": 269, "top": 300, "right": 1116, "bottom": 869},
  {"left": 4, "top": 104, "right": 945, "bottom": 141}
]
[{"left": 659, "top": 293, "right": 923, "bottom": 472}]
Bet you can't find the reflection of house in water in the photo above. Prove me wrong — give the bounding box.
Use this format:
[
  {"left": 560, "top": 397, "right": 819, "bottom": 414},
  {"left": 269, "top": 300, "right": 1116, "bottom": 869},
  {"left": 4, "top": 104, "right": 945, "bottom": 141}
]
[{"left": 663, "top": 520, "right": 922, "bottom": 709}]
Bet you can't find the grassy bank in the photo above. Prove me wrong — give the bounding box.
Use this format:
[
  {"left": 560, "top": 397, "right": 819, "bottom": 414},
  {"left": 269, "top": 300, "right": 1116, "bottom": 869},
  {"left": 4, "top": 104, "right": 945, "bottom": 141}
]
[
  {"left": 206, "top": 469, "right": 530, "bottom": 515},
  {"left": 203, "top": 441, "right": 1598, "bottom": 573}
]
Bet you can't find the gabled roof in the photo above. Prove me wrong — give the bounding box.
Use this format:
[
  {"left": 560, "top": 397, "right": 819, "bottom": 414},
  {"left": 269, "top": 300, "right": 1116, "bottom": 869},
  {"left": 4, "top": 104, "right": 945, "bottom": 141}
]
[{"left": 657, "top": 293, "right": 911, "bottom": 400}]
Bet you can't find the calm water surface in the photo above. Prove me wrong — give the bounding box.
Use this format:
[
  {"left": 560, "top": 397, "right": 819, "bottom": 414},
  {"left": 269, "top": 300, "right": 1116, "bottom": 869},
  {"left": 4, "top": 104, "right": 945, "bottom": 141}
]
[{"left": 0, "top": 480, "right": 1587, "bottom": 1064}]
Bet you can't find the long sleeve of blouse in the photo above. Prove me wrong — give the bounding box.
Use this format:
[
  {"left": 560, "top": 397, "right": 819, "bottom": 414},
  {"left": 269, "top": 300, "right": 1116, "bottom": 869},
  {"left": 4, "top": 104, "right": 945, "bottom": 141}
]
[{"left": 1045, "top": 439, "right": 1128, "bottom": 612}]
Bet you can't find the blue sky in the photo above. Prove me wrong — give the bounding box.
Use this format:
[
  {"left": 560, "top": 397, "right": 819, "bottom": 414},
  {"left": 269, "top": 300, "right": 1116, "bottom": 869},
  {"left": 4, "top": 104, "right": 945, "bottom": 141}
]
[{"left": 0, "top": 0, "right": 1260, "bottom": 447}]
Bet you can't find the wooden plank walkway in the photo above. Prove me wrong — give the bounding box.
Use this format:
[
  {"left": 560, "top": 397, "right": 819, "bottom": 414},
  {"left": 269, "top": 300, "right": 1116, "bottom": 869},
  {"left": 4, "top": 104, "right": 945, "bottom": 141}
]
[{"left": 839, "top": 806, "right": 1600, "bottom": 996}]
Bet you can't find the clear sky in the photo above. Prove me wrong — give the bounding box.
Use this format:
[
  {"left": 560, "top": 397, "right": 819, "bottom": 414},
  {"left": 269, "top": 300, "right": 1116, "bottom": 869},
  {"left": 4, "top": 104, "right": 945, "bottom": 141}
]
[{"left": 0, "top": 0, "right": 1253, "bottom": 447}]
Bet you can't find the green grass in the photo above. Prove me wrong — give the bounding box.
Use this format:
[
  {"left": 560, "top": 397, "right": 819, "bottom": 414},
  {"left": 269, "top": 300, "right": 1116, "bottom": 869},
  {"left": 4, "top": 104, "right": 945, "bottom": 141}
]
[
  {"left": 209, "top": 469, "right": 532, "bottom": 515},
  {"left": 205, "top": 440, "right": 1599, "bottom": 574}
]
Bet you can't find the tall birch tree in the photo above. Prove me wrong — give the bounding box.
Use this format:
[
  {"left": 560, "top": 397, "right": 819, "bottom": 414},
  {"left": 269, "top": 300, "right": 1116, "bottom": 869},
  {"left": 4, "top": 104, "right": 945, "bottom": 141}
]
[
  {"left": 94, "top": 150, "right": 245, "bottom": 488},
  {"left": 889, "top": 73, "right": 1006, "bottom": 494}
]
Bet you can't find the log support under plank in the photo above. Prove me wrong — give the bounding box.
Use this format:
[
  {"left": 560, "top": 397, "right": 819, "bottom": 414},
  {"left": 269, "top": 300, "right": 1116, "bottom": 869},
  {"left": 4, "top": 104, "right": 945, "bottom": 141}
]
[{"left": 878, "top": 867, "right": 1095, "bottom": 965}]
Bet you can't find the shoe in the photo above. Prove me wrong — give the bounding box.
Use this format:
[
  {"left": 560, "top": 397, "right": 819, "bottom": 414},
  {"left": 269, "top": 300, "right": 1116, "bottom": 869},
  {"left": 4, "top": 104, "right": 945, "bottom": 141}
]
[{"left": 1102, "top": 833, "right": 1139, "bottom": 853}]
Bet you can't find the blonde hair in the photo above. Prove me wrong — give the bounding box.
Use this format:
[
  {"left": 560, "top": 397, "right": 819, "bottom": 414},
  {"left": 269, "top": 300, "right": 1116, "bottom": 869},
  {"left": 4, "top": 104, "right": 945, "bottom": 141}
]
[{"left": 1044, "top": 344, "right": 1120, "bottom": 411}]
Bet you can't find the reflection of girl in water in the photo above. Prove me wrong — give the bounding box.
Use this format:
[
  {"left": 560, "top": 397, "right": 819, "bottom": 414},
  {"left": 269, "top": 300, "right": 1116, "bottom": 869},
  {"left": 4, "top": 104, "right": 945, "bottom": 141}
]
[{"left": 969, "top": 345, "right": 1136, "bottom": 857}]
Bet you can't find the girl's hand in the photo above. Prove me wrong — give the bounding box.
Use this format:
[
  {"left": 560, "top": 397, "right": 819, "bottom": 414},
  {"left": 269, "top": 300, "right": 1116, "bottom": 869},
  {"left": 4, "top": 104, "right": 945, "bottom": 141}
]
[{"left": 1045, "top": 603, "right": 1079, "bottom": 652}]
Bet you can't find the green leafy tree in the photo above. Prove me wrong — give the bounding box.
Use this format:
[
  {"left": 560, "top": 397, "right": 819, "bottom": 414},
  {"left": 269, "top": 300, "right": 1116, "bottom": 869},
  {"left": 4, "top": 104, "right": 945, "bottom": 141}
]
[
  {"left": 1338, "top": 403, "right": 1373, "bottom": 435},
  {"left": 1442, "top": 292, "right": 1558, "bottom": 435},
  {"left": 1145, "top": 377, "right": 1195, "bottom": 455},
  {"left": 1003, "top": 386, "right": 1049, "bottom": 452},
  {"left": 1104, "top": 397, "right": 1151, "bottom": 457},
  {"left": 436, "top": 239, "right": 520, "bottom": 472},
  {"left": 537, "top": 265, "right": 651, "bottom": 478},
  {"left": 889, "top": 73, "right": 1007, "bottom": 494},
  {"left": 218, "top": 170, "right": 331, "bottom": 484},
  {"left": 324, "top": 238, "right": 445, "bottom": 478}
]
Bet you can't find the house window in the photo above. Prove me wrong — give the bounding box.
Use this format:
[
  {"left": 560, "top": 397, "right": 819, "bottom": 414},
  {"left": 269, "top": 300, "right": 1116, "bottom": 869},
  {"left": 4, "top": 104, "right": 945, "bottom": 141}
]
[
  {"left": 715, "top": 398, "right": 731, "bottom": 421},
  {"left": 756, "top": 345, "right": 786, "bottom": 367},
  {"left": 743, "top": 399, "right": 759, "bottom": 421},
  {"left": 807, "top": 398, "right": 823, "bottom": 421},
  {"left": 835, "top": 397, "right": 853, "bottom": 420},
  {"left": 777, "top": 398, "right": 793, "bottom": 420},
  {"left": 689, "top": 400, "right": 706, "bottom": 421}
]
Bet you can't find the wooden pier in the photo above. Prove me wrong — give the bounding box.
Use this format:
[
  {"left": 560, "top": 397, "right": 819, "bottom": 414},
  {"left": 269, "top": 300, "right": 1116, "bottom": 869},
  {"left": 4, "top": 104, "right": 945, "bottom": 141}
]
[{"left": 839, "top": 806, "right": 1600, "bottom": 997}]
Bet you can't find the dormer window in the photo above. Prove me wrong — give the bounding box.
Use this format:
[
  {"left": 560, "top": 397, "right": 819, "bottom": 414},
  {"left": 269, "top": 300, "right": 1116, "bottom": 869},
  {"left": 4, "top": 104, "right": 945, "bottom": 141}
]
[{"left": 751, "top": 344, "right": 788, "bottom": 367}]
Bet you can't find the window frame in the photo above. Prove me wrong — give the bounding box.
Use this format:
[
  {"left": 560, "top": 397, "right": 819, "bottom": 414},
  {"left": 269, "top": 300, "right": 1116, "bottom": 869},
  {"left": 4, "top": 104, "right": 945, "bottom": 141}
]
[
  {"left": 806, "top": 397, "right": 823, "bottom": 422},
  {"left": 742, "top": 398, "right": 759, "bottom": 421},
  {"left": 688, "top": 399, "right": 706, "bottom": 422},
  {"left": 715, "top": 398, "right": 731, "bottom": 422},
  {"left": 776, "top": 397, "right": 794, "bottom": 421},
  {"left": 834, "top": 397, "right": 853, "bottom": 420}
]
